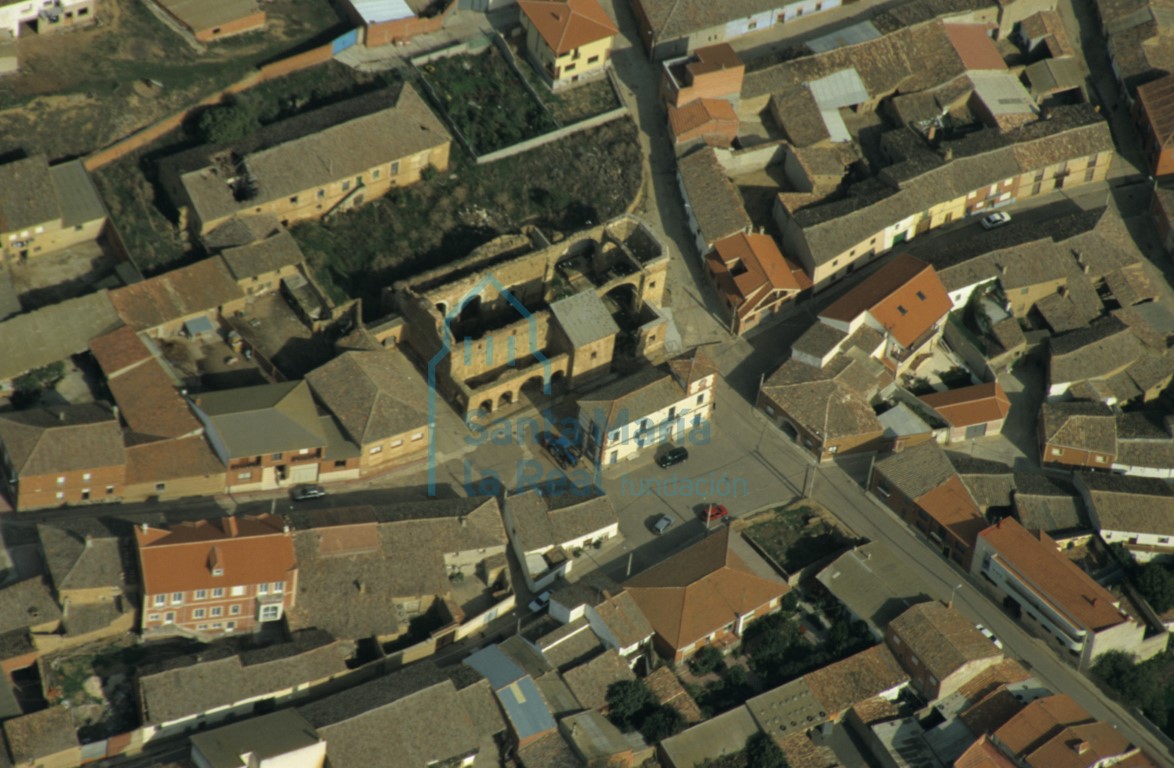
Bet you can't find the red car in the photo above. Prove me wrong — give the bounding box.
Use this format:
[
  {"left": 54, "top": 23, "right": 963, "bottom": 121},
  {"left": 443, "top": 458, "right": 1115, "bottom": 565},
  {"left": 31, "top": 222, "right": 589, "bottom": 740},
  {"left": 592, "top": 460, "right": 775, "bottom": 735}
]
[{"left": 700, "top": 504, "right": 729, "bottom": 523}]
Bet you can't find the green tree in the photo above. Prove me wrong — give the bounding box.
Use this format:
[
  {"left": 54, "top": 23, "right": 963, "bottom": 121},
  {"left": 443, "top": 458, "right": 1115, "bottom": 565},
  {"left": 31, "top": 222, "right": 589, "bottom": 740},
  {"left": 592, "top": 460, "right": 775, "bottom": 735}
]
[
  {"left": 745, "top": 732, "right": 790, "bottom": 768},
  {"left": 197, "top": 101, "right": 259, "bottom": 144},
  {"left": 689, "top": 646, "right": 725, "bottom": 676},
  {"left": 606, "top": 679, "right": 652, "bottom": 732},
  {"left": 1137, "top": 564, "right": 1174, "bottom": 613},
  {"left": 639, "top": 705, "right": 685, "bottom": 742}
]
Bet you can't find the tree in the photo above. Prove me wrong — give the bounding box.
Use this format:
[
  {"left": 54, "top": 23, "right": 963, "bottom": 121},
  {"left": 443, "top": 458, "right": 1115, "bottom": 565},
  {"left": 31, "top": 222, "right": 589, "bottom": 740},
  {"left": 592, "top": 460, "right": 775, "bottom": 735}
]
[
  {"left": 606, "top": 679, "right": 652, "bottom": 732},
  {"left": 1137, "top": 564, "right": 1174, "bottom": 614},
  {"left": 639, "top": 705, "right": 685, "bottom": 742},
  {"left": 745, "top": 732, "right": 790, "bottom": 768},
  {"left": 197, "top": 101, "right": 259, "bottom": 144},
  {"left": 688, "top": 646, "right": 725, "bottom": 676}
]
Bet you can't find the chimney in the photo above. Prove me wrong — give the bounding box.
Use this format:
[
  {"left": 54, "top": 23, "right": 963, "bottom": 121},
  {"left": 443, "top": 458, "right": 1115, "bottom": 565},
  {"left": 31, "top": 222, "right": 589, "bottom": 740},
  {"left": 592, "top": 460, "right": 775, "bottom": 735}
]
[
  {"left": 283, "top": 524, "right": 290, "bottom": 534},
  {"left": 140, "top": 523, "right": 148, "bottom": 534},
  {"left": 1075, "top": 740, "right": 1091, "bottom": 755},
  {"left": 997, "top": 518, "right": 1003, "bottom": 528},
  {"left": 459, "top": 516, "right": 467, "bottom": 528},
  {"left": 356, "top": 580, "right": 366, "bottom": 594},
  {"left": 57, "top": 411, "right": 66, "bottom": 422},
  {"left": 84, "top": 534, "right": 92, "bottom": 549},
  {"left": 225, "top": 516, "right": 239, "bottom": 537}
]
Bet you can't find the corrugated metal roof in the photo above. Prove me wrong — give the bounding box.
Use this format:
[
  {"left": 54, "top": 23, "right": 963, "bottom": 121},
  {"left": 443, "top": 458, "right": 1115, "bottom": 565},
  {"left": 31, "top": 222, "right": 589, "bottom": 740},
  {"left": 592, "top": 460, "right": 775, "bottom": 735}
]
[
  {"left": 809, "top": 68, "right": 869, "bottom": 109},
  {"left": 348, "top": 0, "right": 414, "bottom": 23},
  {"left": 807, "top": 20, "right": 881, "bottom": 53}
]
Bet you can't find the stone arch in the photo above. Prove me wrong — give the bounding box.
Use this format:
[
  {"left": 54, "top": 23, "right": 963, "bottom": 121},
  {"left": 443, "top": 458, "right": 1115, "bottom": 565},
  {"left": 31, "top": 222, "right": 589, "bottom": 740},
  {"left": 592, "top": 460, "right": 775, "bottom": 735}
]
[
  {"left": 779, "top": 420, "right": 799, "bottom": 442},
  {"left": 605, "top": 282, "right": 640, "bottom": 315},
  {"left": 498, "top": 391, "right": 514, "bottom": 409},
  {"left": 478, "top": 399, "right": 493, "bottom": 415}
]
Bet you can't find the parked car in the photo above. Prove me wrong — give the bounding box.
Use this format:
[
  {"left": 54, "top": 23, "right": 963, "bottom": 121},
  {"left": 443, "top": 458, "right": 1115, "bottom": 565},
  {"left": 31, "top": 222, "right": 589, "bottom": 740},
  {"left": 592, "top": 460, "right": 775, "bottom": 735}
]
[
  {"left": 291, "top": 484, "right": 326, "bottom": 501},
  {"left": 528, "top": 591, "right": 552, "bottom": 613},
  {"left": 976, "top": 624, "right": 1004, "bottom": 649},
  {"left": 657, "top": 446, "right": 689, "bottom": 469},
  {"left": 980, "top": 211, "right": 1011, "bottom": 230},
  {"left": 651, "top": 515, "right": 674, "bottom": 535},
  {"left": 700, "top": 503, "right": 729, "bottom": 523},
  {"left": 539, "top": 431, "right": 580, "bottom": 469}
]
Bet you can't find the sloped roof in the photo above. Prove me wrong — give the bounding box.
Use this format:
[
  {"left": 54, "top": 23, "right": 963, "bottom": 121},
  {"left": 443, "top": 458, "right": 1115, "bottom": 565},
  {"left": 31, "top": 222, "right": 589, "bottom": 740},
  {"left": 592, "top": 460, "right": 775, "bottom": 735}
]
[
  {"left": 874, "top": 441, "right": 957, "bottom": 499},
  {"left": 1048, "top": 316, "right": 1144, "bottom": 386},
  {"left": 2, "top": 706, "right": 77, "bottom": 766},
  {"left": 549, "top": 290, "right": 620, "bottom": 349},
  {"left": 1040, "top": 401, "right": 1116, "bottom": 456},
  {"left": 821, "top": 254, "right": 952, "bottom": 348},
  {"left": 992, "top": 694, "right": 1094, "bottom": 757},
  {"left": 677, "top": 148, "right": 751, "bottom": 246},
  {"left": 519, "top": 0, "right": 617, "bottom": 55},
  {"left": 1074, "top": 471, "right": 1174, "bottom": 535},
  {"left": 0, "top": 403, "right": 125, "bottom": 477},
  {"left": 1012, "top": 473, "right": 1088, "bottom": 534},
  {"left": 220, "top": 230, "right": 306, "bottom": 281},
  {"left": 156, "top": 0, "right": 262, "bottom": 33},
  {"left": 944, "top": 24, "right": 1006, "bottom": 70},
  {"left": 305, "top": 350, "right": 428, "bottom": 446},
  {"left": 624, "top": 526, "right": 788, "bottom": 651},
  {"left": 592, "top": 590, "right": 653, "bottom": 649},
  {"left": 0, "top": 578, "right": 63, "bottom": 634},
  {"left": 37, "top": 520, "right": 126, "bottom": 595},
  {"left": 1137, "top": 72, "right": 1174, "bottom": 149},
  {"left": 109, "top": 257, "right": 244, "bottom": 331},
  {"left": 918, "top": 381, "right": 1010, "bottom": 428},
  {"left": 889, "top": 602, "right": 1001, "bottom": 682},
  {"left": 0, "top": 155, "right": 61, "bottom": 233},
  {"left": 803, "top": 645, "right": 909, "bottom": 715},
  {"left": 562, "top": 649, "right": 635, "bottom": 711},
  {"left": 707, "top": 232, "right": 809, "bottom": 314},
  {"left": 668, "top": 97, "right": 738, "bottom": 140},
  {"left": 506, "top": 490, "right": 617, "bottom": 552},
  {"left": 759, "top": 352, "right": 888, "bottom": 441},
  {"left": 135, "top": 514, "right": 296, "bottom": 596},
  {"left": 0, "top": 290, "right": 122, "bottom": 383},
  {"left": 190, "top": 710, "right": 323, "bottom": 768},
  {"left": 192, "top": 380, "right": 326, "bottom": 457}
]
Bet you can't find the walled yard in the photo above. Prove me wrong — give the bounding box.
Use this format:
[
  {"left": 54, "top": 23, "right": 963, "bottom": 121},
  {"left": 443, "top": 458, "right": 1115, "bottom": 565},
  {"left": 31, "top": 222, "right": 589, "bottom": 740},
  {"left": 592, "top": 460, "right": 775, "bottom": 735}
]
[
  {"left": 740, "top": 500, "right": 856, "bottom": 576},
  {"left": 292, "top": 118, "right": 643, "bottom": 313},
  {"left": 419, "top": 45, "right": 557, "bottom": 155},
  {"left": 0, "top": 0, "right": 343, "bottom": 159}
]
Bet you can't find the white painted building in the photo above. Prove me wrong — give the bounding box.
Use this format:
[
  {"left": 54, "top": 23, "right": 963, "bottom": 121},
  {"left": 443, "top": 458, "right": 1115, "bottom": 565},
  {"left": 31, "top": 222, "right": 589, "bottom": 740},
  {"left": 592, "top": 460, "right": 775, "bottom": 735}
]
[
  {"left": 578, "top": 348, "right": 716, "bottom": 466},
  {"left": 0, "top": 0, "right": 94, "bottom": 37},
  {"left": 1076, "top": 472, "right": 1174, "bottom": 563},
  {"left": 503, "top": 491, "right": 620, "bottom": 591},
  {"left": 191, "top": 710, "right": 326, "bottom": 768}
]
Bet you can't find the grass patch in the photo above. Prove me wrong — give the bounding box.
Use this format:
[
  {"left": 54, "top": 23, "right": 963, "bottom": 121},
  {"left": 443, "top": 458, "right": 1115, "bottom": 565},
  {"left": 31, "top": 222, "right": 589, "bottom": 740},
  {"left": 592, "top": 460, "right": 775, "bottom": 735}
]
[
  {"left": 420, "top": 47, "right": 557, "bottom": 154},
  {"left": 292, "top": 117, "right": 642, "bottom": 318},
  {"left": 743, "top": 501, "right": 853, "bottom": 574}
]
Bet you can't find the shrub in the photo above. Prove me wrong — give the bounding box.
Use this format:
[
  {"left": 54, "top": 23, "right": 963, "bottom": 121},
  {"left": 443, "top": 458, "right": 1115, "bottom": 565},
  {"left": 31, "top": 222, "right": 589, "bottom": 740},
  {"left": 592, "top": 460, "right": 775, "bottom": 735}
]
[
  {"left": 197, "top": 101, "right": 260, "bottom": 144},
  {"left": 688, "top": 646, "right": 725, "bottom": 676},
  {"left": 639, "top": 705, "right": 685, "bottom": 742},
  {"left": 606, "top": 680, "right": 652, "bottom": 732}
]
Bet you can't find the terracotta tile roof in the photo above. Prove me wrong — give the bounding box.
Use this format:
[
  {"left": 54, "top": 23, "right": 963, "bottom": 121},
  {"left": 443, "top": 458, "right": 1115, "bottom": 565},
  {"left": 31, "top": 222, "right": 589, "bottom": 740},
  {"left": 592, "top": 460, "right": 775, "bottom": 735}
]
[
  {"left": 135, "top": 514, "right": 296, "bottom": 596},
  {"left": 804, "top": 645, "right": 908, "bottom": 716},
  {"left": 668, "top": 98, "right": 738, "bottom": 139},
  {"left": 1137, "top": 73, "right": 1174, "bottom": 149},
  {"left": 518, "top": 0, "right": 617, "bottom": 55},
  {"left": 0, "top": 403, "right": 125, "bottom": 477},
  {"left": 645, "top": 667, "right": 703, "bottom": 723},
  {"left": 960, "top": 685, "right": 1026, "bottom": 735},
  {"left": 1026, "top": 720, "right": 1136, "bottom": 768},
  {"left": 776, "top": 731, "right": 838, "bottom": 768},
  {"left": 562, "top": 649, "right": 635, "bottom": 710},
  {"left": 88, "top": 326, "right": 151, "bottom": 377},
  {"left": 109, "top": 257, "right": 243, "bottom": 332},
  {"left": 955, "top": 734, "right": 1018, "bottom": 768},
  {"left": 944, "top": 24, "right": 1007, "bottom": 70},
  {"left": 124, "top": 435, "right": 225, "bottom": 484},
  {"left": 992, "top": 694, "right": 1094, "bottom": 756},
  {"left": 978, "top": 519, "right": 1127, "bottom": 632},
  {"left": 956, "top": 659, "right": 1032, "bottom": 703},
  {"left": 889, "top": 602, "right": 1001, "bottom": 682},
  {"left": 916, "top": 474, "right": 988, "bottom": 547},
  {"left": 918, "top": 382, "right": 1011, "bottom": 429},
  {"left": 624, "top": 526, "right": 789, "bottom": 651},
  {"left": 107, "top": 357, "right": 202, "bottom": 441},
  {"left": 820, "top": 254, "right": 952, "bottom": 349},
  {"left": 851, "top": 696, "right": 903, "bottom": 725},
  {"left": 707, "top": 232, "right": 809, "bottom": 315}
]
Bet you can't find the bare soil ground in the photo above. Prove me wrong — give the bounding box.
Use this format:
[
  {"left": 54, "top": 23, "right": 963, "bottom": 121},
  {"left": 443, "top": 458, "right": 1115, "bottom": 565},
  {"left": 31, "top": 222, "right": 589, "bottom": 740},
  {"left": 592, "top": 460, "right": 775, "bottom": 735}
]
[
  {"left": 6, "top": 241, "right": 118, "bottom": 310},
  {"left": 0, "top": 0, "right": 343, "bottom": 159}
]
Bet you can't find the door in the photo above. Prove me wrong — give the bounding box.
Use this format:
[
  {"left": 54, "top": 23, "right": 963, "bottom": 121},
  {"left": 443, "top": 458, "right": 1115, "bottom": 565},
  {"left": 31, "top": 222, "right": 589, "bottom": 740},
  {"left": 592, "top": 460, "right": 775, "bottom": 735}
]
[
  {"left": 290, "top": 463, "right": 319, "bottom": 483},
  {"left": 965, "top": 423, "right": 988, "bottom": 439}
]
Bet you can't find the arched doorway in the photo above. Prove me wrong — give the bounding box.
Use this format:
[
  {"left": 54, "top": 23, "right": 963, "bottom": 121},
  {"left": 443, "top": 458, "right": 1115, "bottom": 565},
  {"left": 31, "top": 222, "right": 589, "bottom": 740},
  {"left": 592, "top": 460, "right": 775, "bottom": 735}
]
[
  {"left": 780, "top": 420, "right": 799, "bottom": 442},
  {"left": 605, "top": 283, "right": 640, "bottom": 316},
  {"left": 498, "top": 391, "right": 513, "bottom": 410},
  {"left": 478, "top": 399, "right": 493, "bottom": 416}
]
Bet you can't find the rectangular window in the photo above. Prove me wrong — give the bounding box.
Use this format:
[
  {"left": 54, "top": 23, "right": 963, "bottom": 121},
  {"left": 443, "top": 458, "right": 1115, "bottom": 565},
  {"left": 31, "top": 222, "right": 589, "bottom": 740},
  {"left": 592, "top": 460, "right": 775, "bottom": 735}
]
[
  {"left": 192, "top": 608, "right": 206, "bottom": 619},
  {"left": 212, "top": 567, "right": 224, "bottom": 577},
  {"left": 171, "top": 592, "right": 183, "bottom": 604},
  {"left": 369, "top": 446, "right": 383, "bottom": 455},
  {"left": 696, "top": 394, "right": 704, "bottom": 405},
  {"left": 271, "top": 452, "right": 283, "bottom": 460},
  {"left": 273, "top": 581, "right": 284, "bottom": 594},
  {"left": 588, "top": 55, "right": 599, "bottom": 64},
  {"left": 1051, "top": 448, "right": 1062, "bottom": 456},
  {"left": 231, "top": 586, "right": 245, "bottom": 597},
  {"left": 260, "top": 604, "right": 283, "bottom": 622},
  {"left": 897, "top": 305, "right": 908, "bottom": 316},
  {"left": 212, "top": 588, "right": 225, "bottom": 598},
  {"left": 57, "top": 476, "right": 65, "bottom": 485},
  {"left": 341, "top": 180, "right": 351, "bottom": 191},
  {"left": 334, "top": 459, "right": 347, "bottom": 468},
  {"left": 195, "top": 590, "right": 207, "bottom": 600},
  {"left": 372, "top": 169, "right": 381, "bottom": 179},
  {"left": 155, "top": 482, "right": 166, "bottom": 492},
  {"left": 1095, "top": 455, "right": 1106, "bottom": 463},
  {"left": 154, "top": 595, "right": 166, "bottom": 607},
  {"left": 148, "top": 613, "right": 159, "bottom": 622},
  {"left": 317, "top": 189, "right": 325, "bottom": 199},
  {"left": 391, "top": 439, "right": 403, "bottom": 448},
  {"left": 211, "top": 606, "right": 223, "bottom": 617},
  {"left": 258, "top": 583, "right": 269, "bottom": 595},
  {"left": 391, "top": 161, "right": 400, "bottom": 174},
  {"left": 411, "top": 433, "right": 424, "bottom": 441},
  {"left": 164, "top": 612, "right": 175, "bottom": 624},
  {"left": 915, "top": 291, "right": 926, "bottom": 301},
  {"left": 82, "top": 472, "right": 92, "bottom": 481},
  {"left": 55, "top": 492, "right": 64, "bottom": 500},
  {"left": 288, "top": 196, "right": 298, "bottom": 204},
  {"left": 238, "top": 471, "right": 252, "bottom": 480},
  {"left": 226, "top": 622, "right": 236, "bottom": 631},
  {"left": 230, "top": 604, "right": 242, "bottom": 615}
]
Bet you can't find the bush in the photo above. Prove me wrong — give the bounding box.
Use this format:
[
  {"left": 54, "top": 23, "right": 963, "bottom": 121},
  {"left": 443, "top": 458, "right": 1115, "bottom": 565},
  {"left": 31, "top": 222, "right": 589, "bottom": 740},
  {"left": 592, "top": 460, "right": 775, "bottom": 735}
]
[
  {"left": 1137, "top": 563, "right": 1174, "bottom": 614},
  {"left": 639, "top": 705, "right": 685, "bottom": 742},
  {"left": 606, "top": 680, "right": 652, "bottom": 732},
  {"left": 688, "top": 646, "right": 725, "bottom": 676},
  {"left": 13, "top": 361, "right": 66, "bottom": 395},
  {"left": 197, "top": 101, "right": 260, "bottom": 144},
  {"left": 745, "top": 732, "right": 789, "bottom": 768}
]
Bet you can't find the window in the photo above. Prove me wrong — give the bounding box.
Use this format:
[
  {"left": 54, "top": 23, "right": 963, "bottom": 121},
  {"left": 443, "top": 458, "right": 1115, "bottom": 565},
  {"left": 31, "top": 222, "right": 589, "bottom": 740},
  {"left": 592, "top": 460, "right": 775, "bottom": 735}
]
[
  {"left": 57, "top": 476, "right": 65, "bottom": 485},
  {"left": 258, "top": 583, "right": 270, "bottom": 596},
  {"left": 226, "top": 622, "right": 236, "bottom": 631},
  {"left": 288, "top": 196, "right": 298, "bottom": 204},
  {"left": 342, "top": 180, "right": 351, "bottom": 192},
  {"left": 154, "top": 595, "right": 166, "bottom": 607},
  {"left": 55, "top": 492, "right": 64, "bottom": 500},
  {"left": 1095, "top": 455, "right": 1106, "bottom": 463},
  {"left": 164, "top": 612, "right": 176, "bottom": 624},
  {"left": 192, "top": 608, "right": 206, "bottom": 619},
  {"left": 299, "top": 449, "right": 309, "bottom": 454},
  {"left": 238, "top": 471, "right": 252, "bottom": 480},
  {"left": 897, "top": 305, "right": 908, "bottom": 316},
  {"left": 271, "top": 452, "right": 283, "bottom": 460},
  {"left": 195, "top": 590, "right": 207, "bottom": 600},
  {"left": 372, "top": 169, "right": 381, "bottom": 179},
  {"left": 273, "top": 581, "right": 284, "bottom": 593},
  {"left": 1020, "top": 288, "right": 1029, "bottom": 295},
  {"left": 148, "top": 613, "right": 159, "bottom": 622},
  {"left": 411, "top": 433, "right": 423, "bottom": 441},
  {"left": 915, "top": 291, "right": 926, "bottom": 301},
  {"left": 317, "top": 189, "right": 325, "bottom": 199},
  {"left": 155, "top": 482, "right": 166, "bottom": 492},
  {"left": 565, "top": 63, "right": 576, "bottom": 72},
  {"left": 231, "top": 586, "right": 246, "bottom": 597},
  {"left": 197, "top": 624, "right": 208, "bottom": 630},
  {"left": 1051, "top": 448, "right": 1062, "bottom": 456},
  {"left": 171, "top": 592, "right": 183, "bottom": 604},
  {"left": 212, "top": 623, "right": 222, "bottom": 629},
  {"left": 260, "top": 604, "right": 283, "bottom": 622},
  {"left": 588, "top": 55, "right": 599, "bottom": 64},
  {"left": 391, "top": 439, "right": 403, "bottom": 448},
  {"left": 82, "top": 472, "right": 92, "bottom": 481},
  {"left": 212, "top": 588, "right": 225, "bottom": 598},
  {"left": 334, "top": 459, "right": 348, "bottom": 468},
  {"left": 911, "top": 654, "right": 919, "bottom": 666},
  {"left": 391, "top": 161, "right": 400, "bottom": 174},
  {"left": 696, "top": 394, "right": 704, "bottom": 405},
  {"left": 210, "top": 606, "right": 223, "bottom": 617},
  {"left": 106, "top": 485, "right": 114, "bottom": 495},
  {"left": 230, "top": 604, "right": 242, "bottom": 615}
]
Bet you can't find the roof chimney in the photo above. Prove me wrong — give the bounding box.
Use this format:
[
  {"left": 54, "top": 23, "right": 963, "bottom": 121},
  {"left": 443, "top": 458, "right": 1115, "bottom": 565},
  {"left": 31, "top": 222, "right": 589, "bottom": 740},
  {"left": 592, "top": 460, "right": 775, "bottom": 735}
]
[
  {"left": 459, "top": 516, "right": 467, "bottom": 528},
  {"left": 225, "top": 516, "right": 239, "bottom": 537},
  {"left": 1075, "top": 740, "right": 1090, "bottom": 754},
  {"left": 84, "top": 534, "right": 92, "bottom": 549},
  {"left": 57, "top": 411, "right": 66, "bottom": 422},
  {"left": 140, "top": 523, "right": 148, "bottom": 534}
]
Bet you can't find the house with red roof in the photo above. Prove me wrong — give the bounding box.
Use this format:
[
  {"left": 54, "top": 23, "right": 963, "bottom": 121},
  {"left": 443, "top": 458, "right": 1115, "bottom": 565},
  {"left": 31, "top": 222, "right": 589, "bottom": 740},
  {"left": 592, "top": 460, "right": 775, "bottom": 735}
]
[
  {"left": 918, "top": 380, "right": 1012, "bottom": 443},
  {"left": 705, "top": 232, "right": 810, "bottom": 335},
  {"left": 135, "top": 514, "right": 297, "bottom": 637},
  {"left": 518, "top": 0, "right": 617, "bottom": 90},
  {"left": 667, "top": 97, "right": 739, "bottom": 149}
]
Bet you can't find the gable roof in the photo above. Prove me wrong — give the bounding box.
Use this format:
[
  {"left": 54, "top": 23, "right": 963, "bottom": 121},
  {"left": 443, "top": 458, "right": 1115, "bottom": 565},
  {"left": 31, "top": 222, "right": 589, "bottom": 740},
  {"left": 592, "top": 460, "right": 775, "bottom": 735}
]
[
  {"left": 1074, "top": 471, "right": 1174, "bottom": 535},
  {"left": 944, "top": 24, "right": 1006, "bottom": 70},
  {"left": 759, "top": 351, "right": 888, "bottom": 441},
  {"left": 624, "top": 526, "right": 789, "bottom": 651},
  {"left": 190, "top": 709, "right": 323, "bottom": 768},
  {"left": 1012, "top": 473, "right": 1088, "bottom": 534},
  {"left": 505, "top": 491, "right": 617, "bottom": 552},
  {"left": 977, "top": 519, "right": 1127, "bottom": 632},
  {"left": 37, "top": 520, "right": 126, "bottom": 595},
  {"left": 817, "top": 542, "right": 934, "bottom": 634},
  {"left": 0, "top": 578, "right": 63, "bottom": 634},
  {"left": 821, "top": 254, "right": 952, "bottom": 348},
  {"left": 519, "top": 0, "right": 617, "bottom": 55},
  {"left": 803, "top": 644, "right": 909, "bottom": 715},
  {"left": 0, "top": 290, "right": 122, "bottom": 383},
  {"left": 592, "top": 590, "right": 653, "bottom": 649},
  {"left": 0, "top": 403, "right": 125, "bottom": 477},
  {"left": 1039, "top": 401, "right": 1116, "bottom": 456},
  {"left": 464, "top": 645, "right": 558, "bottom": 741},
  {"left": 874, "top": 441, "right": 959, "bottom": 499},
  {"left": 992, "top": 694, "right": 1095, "bottom": 756},
  {"left": 1137, "top": 72, "right": 1174, "bottom": 149},
  {"left": 2, "top": 706, "right": 77, "bottom": 766},
  {"left": 549, "top": 290, "right": 620, "bottom": 349},
  {"left": 668, "top": 97, "right": 738, "bottom": 139},
  {"left": 220, "top": 230, "right": 305, "bottom": 281},
  {"left": 918, "top": 381, "right": 1011, "bottom": 428},
  {"left": 707, "top": 232, "right": 809, "bottom": 315},
  {"left": 889, "top": 602, "right": 1001, "bottom": 682},
  {"left": 0, "top": 155, "right": 61, "bottom": 233},
  {"left": 135, "top": 514, "right": 296, "bottom": 596},
  {"left": 677, "top": 148, "right": 751, "bottom": 246},
  {"left": 1048, "top": 316, "right": 1144, "bottom": 386},
  {"left": 192, "top": 380, "right": 326, "bottom": 458},
  {"left": 562, "top": 649, "right": 635, "bottom": 710},
  {"left": 305, "top": 350, "right": 428, "bottom": 446},
  {"left": 108, "top": 257, "right": 244, "bottom": 331}
]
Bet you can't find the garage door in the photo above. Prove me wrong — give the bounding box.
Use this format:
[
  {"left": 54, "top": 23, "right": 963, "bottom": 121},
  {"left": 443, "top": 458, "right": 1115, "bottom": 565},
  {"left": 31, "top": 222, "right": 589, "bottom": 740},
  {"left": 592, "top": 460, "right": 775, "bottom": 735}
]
[
  {"left": 965, "top": 423, "right": 988, "bottom": 439},
  {"left": 290, "top": 463, "right": 319, "bottom": 484}
]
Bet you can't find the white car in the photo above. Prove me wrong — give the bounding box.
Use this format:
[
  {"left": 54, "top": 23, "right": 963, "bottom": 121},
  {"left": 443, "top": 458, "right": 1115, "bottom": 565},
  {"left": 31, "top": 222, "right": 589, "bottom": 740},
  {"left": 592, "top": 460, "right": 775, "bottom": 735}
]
[
  {"left": 528, "top": 591, "right": 552, "bottom": 613},
  {"left": 976, "top": 624, "right": 1004, "bottom": 649},
  {"left": 980, "top": 212, "right": 1011, "bottom": 230}
]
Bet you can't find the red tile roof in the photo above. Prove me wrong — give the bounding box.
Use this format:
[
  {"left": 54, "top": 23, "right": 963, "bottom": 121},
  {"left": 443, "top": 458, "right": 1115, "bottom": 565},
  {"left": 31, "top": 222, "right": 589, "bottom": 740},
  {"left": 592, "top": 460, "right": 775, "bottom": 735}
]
[
  {"left": 916, "top": 474, "right": 987, "bottom": 548},
  {"left": 518, "top": 0, "right": 617, "bottom": 56},
  {"left": 955, "top": 735, "right": 1018, "bottom": 768},
  {"left": 804, "top": 645, "right": 909, "bottom": 716},
  {"left": 1137, "top": 73, "right": 1174, "bottom": 151},
  {"left": 89, "top": 326, "right": 151, "bottom": 377},
  {"left": 978, "top": 519, "right": 1127, "bottom": 632},
  {"left": 668, "top": 98, "right": 738, "bottom": 139},
  {"left": 109, "top": 257, "right": 244, "bottom": 331},
  {"left": 135, "top": 514, "right": 295, "bottom": 596},
  {"left": 820, "top": 254, "right": 952, "bottom": 348},
  {"left": 624, "top": 526, "right": 789, "bottom": 651},
  {"left": 918, "top": 381, "right": 1011, "bottom": 428},
  {"left": 944, "top": 24, "right": 1006, "bottom": 71},
  {"left": 992, "top": 694, "right": 1093, "bottom": 756}
]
